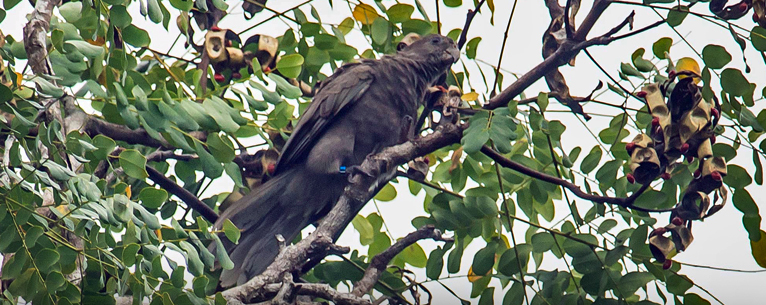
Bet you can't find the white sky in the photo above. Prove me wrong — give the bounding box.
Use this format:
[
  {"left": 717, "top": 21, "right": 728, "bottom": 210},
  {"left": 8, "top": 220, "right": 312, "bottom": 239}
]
[{"left": 3, "top": 0, "right": 766, "bottom": 304}]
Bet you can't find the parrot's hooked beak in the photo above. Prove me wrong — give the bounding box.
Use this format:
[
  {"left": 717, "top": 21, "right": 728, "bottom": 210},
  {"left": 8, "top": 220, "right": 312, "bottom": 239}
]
[{"left": 447, "top": 47, "right": 460, "bottom": 63}]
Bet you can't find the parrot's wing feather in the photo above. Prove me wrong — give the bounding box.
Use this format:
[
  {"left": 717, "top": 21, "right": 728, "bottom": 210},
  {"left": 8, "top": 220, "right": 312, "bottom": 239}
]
[{"left": 275, "top": 63, "right": 375, "bottom": 171}]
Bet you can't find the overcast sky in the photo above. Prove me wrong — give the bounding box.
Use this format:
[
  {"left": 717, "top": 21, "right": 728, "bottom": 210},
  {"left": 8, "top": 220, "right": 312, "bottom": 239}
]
[{"left": 5, "top": 0, "right": 766, "bottom": 303}]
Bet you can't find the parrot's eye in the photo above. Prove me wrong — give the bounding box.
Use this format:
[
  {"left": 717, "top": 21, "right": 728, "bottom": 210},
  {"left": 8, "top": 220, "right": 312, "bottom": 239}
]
[{"left": 430, "top": 36, "right": 441, "bottom": 44}]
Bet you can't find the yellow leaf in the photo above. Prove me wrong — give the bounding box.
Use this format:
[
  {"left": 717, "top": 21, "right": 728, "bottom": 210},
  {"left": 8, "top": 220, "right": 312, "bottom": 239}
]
[
  {"left": 467, "top": 265, "right": 482, "bottom": 282},
  {"left": 751, "top": 230, "right": 766, "bottom": 268},
  {"left": 125, "top": 185, "right": 132, "bottom": 198},
  {"left": 676, "top": 57, "right": 701, "bottom": 84},
  {"left": 14, "top": 72, "right": 22, "bottom": 87},
  {"left": 353, "top": 4, "right": 379, "bottom": 25},
  {"left": 55, "top": 205, "right": 69, "bottom": 215},
  {"left": 461, "top": 92, "right": 479, "bottom": 102},
  {"left": 156, "top": 229, "right": 163, "bottom": 241}
]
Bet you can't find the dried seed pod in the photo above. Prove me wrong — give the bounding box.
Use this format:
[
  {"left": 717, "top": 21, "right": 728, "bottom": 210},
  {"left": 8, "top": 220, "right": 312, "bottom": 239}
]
[{"left": 205, "top": 29, "right": 229, "bottom": 64}]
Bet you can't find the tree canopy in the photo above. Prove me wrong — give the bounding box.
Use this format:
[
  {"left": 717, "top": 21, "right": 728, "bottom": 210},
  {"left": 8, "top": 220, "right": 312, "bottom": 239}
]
[{"left": 0, "top": 0, "right": 765, "bottom": 304}]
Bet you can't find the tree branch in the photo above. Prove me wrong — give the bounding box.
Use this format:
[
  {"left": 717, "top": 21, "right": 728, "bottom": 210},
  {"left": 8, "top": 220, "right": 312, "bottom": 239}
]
[
  {"left": 23, "top": 0, "right": 60, "bottom": 75},
  {"left": 352, "top": 225, "right": 451, "bottom": 297},
  {"left": 484, "top": 0, "right": 614, "bottom": 110},
  {"left": 479, "top": 145, "right": 674, "bottom": 213},
  {"left": 456, "top": 0, "right": 487, "bottom": 49},
  {"left": 146, "top": 166, "right": 219, "bottom": 222}
]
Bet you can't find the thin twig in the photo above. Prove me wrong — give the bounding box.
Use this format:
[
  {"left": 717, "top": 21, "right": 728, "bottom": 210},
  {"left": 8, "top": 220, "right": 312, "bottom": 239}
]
[
  {"left": 479, "top": 145, "right": 672, "bottom": 213},
  {"left": 146, "top": 166, "right": 219, "bottom": 222},
  {"left": 456, "top": 0, "right": 487, "bottom": 49}
]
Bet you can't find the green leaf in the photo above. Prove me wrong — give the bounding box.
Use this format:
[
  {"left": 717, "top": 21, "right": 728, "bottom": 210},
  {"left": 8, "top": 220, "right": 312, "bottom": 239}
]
[
  {"left": 684, "top": 293, "right": 711, "bottom": 305},
  {"left": 122, "top": 25, "right": 151, "bottom": 47},
  {"left": 170, "top": 0, "right": 193, "bottom": 11},
  {"left": 122, "top": 243, "right": 140, "bottom": 266},
  {"left": 531, "top": 233, "right": 555, "bottom": 253},
  {"left": 720, "top": 68, "right": 750, "bottom": 96},
  {"left": 3, "top": 0, "right": 20, "bottom": 10},
  {"left": 192, "top": 276, "right": 209, "bottom": 298},
  {"left": 580, "top": 146, "right": 602, "bottom": 174},
  {"left": 497, "top": 245, "right": 530, "bottom": 276},
  {"left": 202, "top": 98, "right": 241, "bottom": 133},
  {"left": 374, "top": 183, "right": 397, "bottom": 201},
  {"left": 652, "top": 37, "right": 672, "bottom": 59},
  {"left": 387, "top": 4, "right": 414, "bottom": 23},
  {"left": 146, "top": 0, "right": 163, "bottom": 23},
  {"left": 598, "top": 219, "right": 618, "bottom": 234},
  {"left": 178, "top": 241, "right": 205, "bottom": 276},
  {"left": 733, "top": 188, "right": 762, "bottom": 240},
  {"left": 478, "top": 287, "right": 494, "bottom": 305},
  {"left": 462, "top": 111, "right": 490, "bottom": 154},
  {"left": 444, "top": 0, "right": 462, "bottom": 7},
  {"left": 667, "top": 5, "right": 689, "bottom": 27},
  {"left": 701, "top": 45, "right": 731, "bottom": 69},
  {"left": 275, "top": 54, "right": 304, "bottom": 79},
  {"left": 110, "top": 5, "right": 132, "bottom": 28},
  {"left": 426, "top": 247, "right": 446, "bottom": 280},
  {"left": 338, "top": 17, "right": 355, "bottom": 35},
  {"left": 222, "top": 219, "right": 241, "bottom": 244},
  {"left": 43, "top": 161, "right": 76, "bottom": 181},
  {"left": 399, "top": 242, "right": 427, "bottom": 268},
  {"left": 119, "top": 149, "right": 148, "bottom": 179},
  {"left": 268, "top": 73, "right": 303, "bottom": 99},
  {"left": 666, "top": 273, "right": 693, "bottom": 295},
  {"left": 724, "top": 164, "right": 752, "bottom": 189},
  {"left": 472, "top": 242, "right": 498, "bottom": 276},
  {"left": 352, "top": 215, "right": 375, "bottom": 245},
  {"left": 212, "top": 235, "right": 234, "bottom": 270},
  {"left": 371, "top": 17, "right": 392, "bottom": 45},
  {"left": 139, "top": 188, "right": 168, "bottom": 209},
  {"left": 59, "top": 2, "right": 82, "bottom": 22},
  {"left": 448, "top": 243, "right": 464, "bottom": 273},
  {"left": 194, "top": 141, "right": 223, "bottom": 178},
  {"left": 32, "top": 77, "right": 64, "bottom": 97},
  {"left": 619, "top": 272, "right": 655, "bottom": 295},
  {"left": 502, "top": 281, "right": 524, "bottom": 305},
  {"left": 466, "top": 37, "right": 481, "bottom": 59},
  {"left": 620, "top": 62, "right": 644, "bottom": 78},
  {"left": 751, "top": 26, "right": 766, "bottom": 52},
  {"left": 632, "top": 48, "right": 655, "bottom": 72},
  {"left": 207, "top": 133, "right": 235, "bottom": 163}
]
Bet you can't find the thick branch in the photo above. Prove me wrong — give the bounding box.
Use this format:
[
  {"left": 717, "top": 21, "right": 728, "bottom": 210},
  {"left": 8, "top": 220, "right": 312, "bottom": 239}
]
[
  {"left": 479, "top": 145, "right": 673, "bottom": 213},
  {"left": 83, "top": 115, "right": 206, "bottom": 149},
  {"left": 146, "top": 166, "right": 219, "bottom": 222},
  {"left": 23, "top": 0, "right": 60, "bottom": 75},
  {"left": 222, "top": 124, "right": 464, "bottom": 303},
  {"left": 352, "top": 225, "right": 451, "bottom": 296}
]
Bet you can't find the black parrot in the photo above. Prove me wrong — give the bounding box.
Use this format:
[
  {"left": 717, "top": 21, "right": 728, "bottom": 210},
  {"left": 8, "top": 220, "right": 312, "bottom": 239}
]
[{"left": 212, "top": 34, "right": 460, "bottom": 287}]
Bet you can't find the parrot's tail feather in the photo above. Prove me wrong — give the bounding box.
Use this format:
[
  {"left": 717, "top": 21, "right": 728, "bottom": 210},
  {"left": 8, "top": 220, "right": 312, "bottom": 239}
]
[{"left": 210, "top": 168, "right": 344, "bottom": 288}]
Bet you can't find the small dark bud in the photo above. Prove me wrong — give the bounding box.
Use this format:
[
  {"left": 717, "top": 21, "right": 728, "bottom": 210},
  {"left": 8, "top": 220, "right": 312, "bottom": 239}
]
[
  {"left": 680, "top": 143, "right": 690, "bottom": 153},
  {"left": 663, "top": 260, "right": 673, "bottom": 270},
  {"left": 626, "top": 142, "right": 636, "bottom": 153},
  {"left": 672, "top": 216, "right": 684, "bottom": 226}
]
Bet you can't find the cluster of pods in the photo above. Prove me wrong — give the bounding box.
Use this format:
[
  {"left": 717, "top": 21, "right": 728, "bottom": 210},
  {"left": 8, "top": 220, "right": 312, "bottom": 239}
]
[{"left": 626, "top": 68, "right": 728, "bottom": 268}]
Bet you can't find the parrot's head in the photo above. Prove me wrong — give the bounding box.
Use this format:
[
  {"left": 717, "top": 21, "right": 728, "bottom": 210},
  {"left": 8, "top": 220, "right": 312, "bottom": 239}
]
[{"left": 399, "top": 34, "right": 460, "bottom": 68}]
